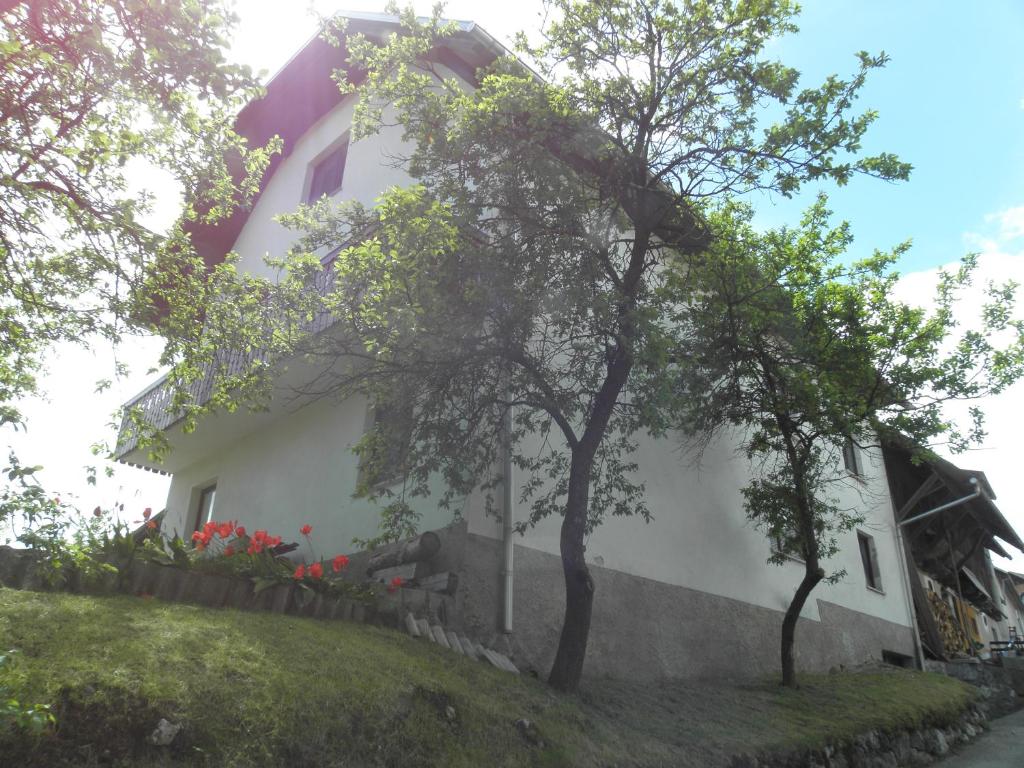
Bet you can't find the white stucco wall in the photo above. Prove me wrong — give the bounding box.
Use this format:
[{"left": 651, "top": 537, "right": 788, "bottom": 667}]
[
  {"left": 162, "top": 392, "right": 462, "bottom": 561},
  {"left": 229, "top": 96, "right": 415, "bottom": 280},
  {"left": 466, "top": 430, "right": 914, "bottom": 631}
]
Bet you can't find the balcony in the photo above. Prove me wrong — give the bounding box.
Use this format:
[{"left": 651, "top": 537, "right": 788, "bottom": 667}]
[{"left": 115, "top": 264, "right": 341, "bottom": 470}]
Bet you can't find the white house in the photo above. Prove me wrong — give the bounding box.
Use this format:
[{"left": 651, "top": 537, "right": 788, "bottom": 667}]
[{"left": 116, "top": 12, "right": 969, "bottom": 680}]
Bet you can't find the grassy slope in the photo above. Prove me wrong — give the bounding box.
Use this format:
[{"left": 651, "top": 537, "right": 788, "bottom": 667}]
[{"left": 0, "top": 588, "right": 976, "bottom": 767}]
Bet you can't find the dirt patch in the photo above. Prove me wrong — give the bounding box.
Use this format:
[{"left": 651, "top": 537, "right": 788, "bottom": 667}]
[{"left": 1, "top": 682, "right": 189, "bottom": 767}]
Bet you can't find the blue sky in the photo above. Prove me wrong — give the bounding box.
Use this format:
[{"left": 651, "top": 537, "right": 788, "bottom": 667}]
[{"left": 757, "top": 0, "right": 1024, "bottom": 273}]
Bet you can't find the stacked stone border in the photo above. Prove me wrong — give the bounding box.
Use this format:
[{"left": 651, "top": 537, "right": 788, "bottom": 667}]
[
  {"left": 0, "top": 545, "right": 518, "bottom": 673},
  {"left": 730, "top": 704, "right": 988, "bottom": 768}
]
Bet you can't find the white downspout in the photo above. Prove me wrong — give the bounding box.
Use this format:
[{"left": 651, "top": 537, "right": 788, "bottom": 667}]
[{"left": 501, "top": 404, "right": 514, "bottom": 633}]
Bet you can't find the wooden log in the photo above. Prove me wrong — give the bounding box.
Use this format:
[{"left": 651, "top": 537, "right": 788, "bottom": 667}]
[
  {"left": 415, "top": 572, "right": 458, "bottom": 595},
  {"left": 226, "top": 578, "right": 254, "bottom": 609},
  {"left": 270, "top": 584, "right": 293, "bottom": 614},
  {"left": 333, "top": 598, "right": 354, "bottom": 622},
  {"left": 365, "top": 532, "right": 441, "bottom": 575}
]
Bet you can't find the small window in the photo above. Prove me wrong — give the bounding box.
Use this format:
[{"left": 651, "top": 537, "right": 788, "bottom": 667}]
[
  {"left": 357, "top": 398, "right": 413, "bottom": 490},
  {"left": 194, "top": 484, "right": 217, "bottom": 531},
  {"left": 858, "top": 531, "right": 882, "bottom": 591},
  {"left": 306, "top": 139, "right": 348, "bottom": 203},
  {"left": 842, "top": 437, "right": 863, "bottom": 476},
  {"left": 770, "top": 524, "right": 803, "bottom": 562}
]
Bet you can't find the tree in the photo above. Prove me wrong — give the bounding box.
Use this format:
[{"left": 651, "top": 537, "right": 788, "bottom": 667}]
[
  {"left": 0, "top": 0, "right": 274, "bottom": 431},
  {"left": 672, "top": 197, "right": 1024, "bottom": 687},
  {"left": 177, "top": 0, "right": 909, "bottom": 692}
]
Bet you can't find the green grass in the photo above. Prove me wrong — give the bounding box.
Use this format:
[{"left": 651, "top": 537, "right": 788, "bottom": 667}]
[{"left": 0, "top": 587, "right": 976, "bottom": 767}]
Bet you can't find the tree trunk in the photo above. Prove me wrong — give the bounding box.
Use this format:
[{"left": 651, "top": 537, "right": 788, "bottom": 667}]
[
  {"left": 547, "top": 452, "right": 596, "bottom": 692},
  {"left": 780, "top": 563, "right": 824, "bottom": 687}
]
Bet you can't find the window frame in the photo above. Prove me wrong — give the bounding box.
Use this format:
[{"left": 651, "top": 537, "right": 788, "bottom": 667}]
[
  {"left": 357, "top": 398, "right": 413, "bottom": 492},
  {"left": 857, "top": 530, "right": 883, "bottom": 593},
  {"left": 193, "top": 483, "right": 217, "bottom": 532},
  {"left": 304, "top": 134, "right": 349, "bottom": 204},
  {"left": 770, "top": 524, "right": 805, "bottom": 564},
  {"left": 842, "top": 436, "right": 863, "bottom": 477}
]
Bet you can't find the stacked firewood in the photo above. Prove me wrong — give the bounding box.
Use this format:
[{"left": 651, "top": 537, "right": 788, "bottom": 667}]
[{"left": 927, "top": 590, "right": 970, "bottom": 656}]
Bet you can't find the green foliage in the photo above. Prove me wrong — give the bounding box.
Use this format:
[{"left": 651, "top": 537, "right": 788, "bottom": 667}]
[
  {"left": 0, "top": 453, "right": 144, "bottom": 589},
  {"left": 673, "top": 196, "right": 1024, "bottom": 579},
  {"left": 0, "top": 0, "right": 274, "bottom": 427},
  {"left": 352, "top": 500, "right": 423, "bottom": 551},
  {"left": 183, "top": 1, "right": 908, "bottom": 526},
  {"left": 0, "top": 650, "right": 54, "bottom": 738}
]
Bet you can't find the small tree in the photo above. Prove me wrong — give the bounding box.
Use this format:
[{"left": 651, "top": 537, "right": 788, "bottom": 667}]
[
  {"left": 180, "top": 1, "right": 910, "bottom": 692},
  {"left": 672, "top": 197, "right": 1024, "bottom": 687}
]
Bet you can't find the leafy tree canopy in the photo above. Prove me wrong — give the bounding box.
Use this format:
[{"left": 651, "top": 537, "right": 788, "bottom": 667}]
[
  {"left": 0, "top": 0, "right": 276, "bottom": 431},
  {"left": 671, "top": 196, "right": 1024, "bottom": 685}
]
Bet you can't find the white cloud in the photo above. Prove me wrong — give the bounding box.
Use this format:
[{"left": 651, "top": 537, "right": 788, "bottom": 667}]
[
  {"left": 985, "top": 206, "right": 1024, "bottom": 244},
  {"left": 895, "top": 212, "right": 1024, "bottom": 573}
]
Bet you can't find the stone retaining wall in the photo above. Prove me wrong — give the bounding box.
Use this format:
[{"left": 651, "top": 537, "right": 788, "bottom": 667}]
[{"left": 731, "top": 704, "right": 988, "bottom": 768}]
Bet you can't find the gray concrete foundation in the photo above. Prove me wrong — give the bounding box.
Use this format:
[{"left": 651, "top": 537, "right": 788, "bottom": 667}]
[{"left": 442, "top": 527, "right": 916, "bottom": 681}]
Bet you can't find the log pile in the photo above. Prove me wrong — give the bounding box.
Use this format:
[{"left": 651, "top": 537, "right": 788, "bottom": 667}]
[{"left": 927, "top": 590, "right": 971, "bottom": 656}]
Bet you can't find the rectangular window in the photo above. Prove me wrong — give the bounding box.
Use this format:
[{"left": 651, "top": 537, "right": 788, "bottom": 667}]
[
  {"left": 194, "top": 484, "right": 217, "bottom": 531},
  {"left": 770, "top": 524, "right": 803, "bottom": 562},
  {"left": 357, "top": 399, "right": 413, "bottom": 490},
  {"left": 843, "top": 437, "right": 863, "bottom": 476},
  {"left": 858, "top": 530, "right": 882, "bottom": 591},
  {"left": 305, "top": 139, "right": 348, "bottom": 203}
]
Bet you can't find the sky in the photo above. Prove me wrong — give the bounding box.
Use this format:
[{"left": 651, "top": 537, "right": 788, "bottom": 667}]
[{"left": 6, "top": 2, "right": 1024, "bottom": 571}]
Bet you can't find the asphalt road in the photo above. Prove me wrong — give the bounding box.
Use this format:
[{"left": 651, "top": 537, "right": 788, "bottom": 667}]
[{"left": 938, "top": 708, "right": 1024, "bottom": 767}]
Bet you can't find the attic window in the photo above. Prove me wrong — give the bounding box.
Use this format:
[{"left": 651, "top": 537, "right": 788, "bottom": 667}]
[
  {"left": 842, "top": 437, "right": 863, "bottom": 477},
  {"left": 306, "top": 139, "right": 348, "bottom": 203},
  {"left": 858, "top": 530, "right": 882, "bottom": 592}
]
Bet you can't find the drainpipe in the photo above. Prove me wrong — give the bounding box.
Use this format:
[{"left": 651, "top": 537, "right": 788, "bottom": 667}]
[
  {"left": 501, "top": 404, "right": 514, "bottom": 634},
  {"left": 893, "top": 522, "right": 926, "bottom": 670}
]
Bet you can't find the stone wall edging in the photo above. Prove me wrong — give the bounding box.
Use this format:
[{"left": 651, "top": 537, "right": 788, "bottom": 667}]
[{"left": 729, "top": 704, "right": 987, "bottom": 768}]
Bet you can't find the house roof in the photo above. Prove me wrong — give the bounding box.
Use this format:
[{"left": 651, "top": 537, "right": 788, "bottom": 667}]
[
  {"left": 884, "top": 437, "right": 1024, "bottom": 557},
  {"left": 185, "top": 11, "right": 709, "bottom": 271}
]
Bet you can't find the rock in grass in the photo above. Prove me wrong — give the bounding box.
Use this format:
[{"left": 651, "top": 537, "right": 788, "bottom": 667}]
[{"left": 148, "top": 718, "right": 182, "bottom": 746}]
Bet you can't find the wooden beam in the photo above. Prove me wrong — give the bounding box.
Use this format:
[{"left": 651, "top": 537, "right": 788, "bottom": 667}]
[{"left": 366, "top": 532, "right": 441, "bottom": 575}]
